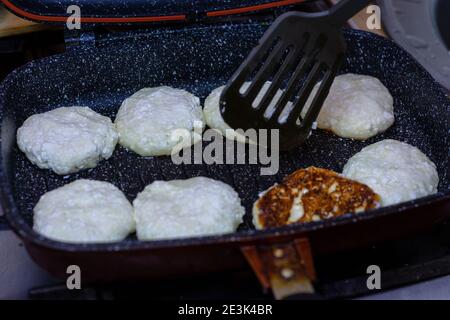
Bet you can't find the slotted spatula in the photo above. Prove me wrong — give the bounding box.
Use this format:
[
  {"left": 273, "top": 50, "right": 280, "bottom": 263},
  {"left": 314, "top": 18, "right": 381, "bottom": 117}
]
[{"left": 220, "top": 0, "right": 372, "bottom": 150}]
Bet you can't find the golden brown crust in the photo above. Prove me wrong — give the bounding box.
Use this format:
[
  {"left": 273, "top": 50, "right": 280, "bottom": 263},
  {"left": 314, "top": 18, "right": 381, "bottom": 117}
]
[{"left": 253, "top": 167, "right": 380, "bottom": 229}]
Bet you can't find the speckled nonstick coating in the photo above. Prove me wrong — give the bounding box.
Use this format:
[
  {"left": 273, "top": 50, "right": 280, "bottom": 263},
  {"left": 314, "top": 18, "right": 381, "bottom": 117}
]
[{"left": 0, "top": 22, "right": 449, "bottom": 280}]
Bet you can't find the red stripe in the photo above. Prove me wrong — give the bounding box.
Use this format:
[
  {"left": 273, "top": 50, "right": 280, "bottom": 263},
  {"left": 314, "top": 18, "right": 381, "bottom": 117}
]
[
  {"left": 1, "top": 0, "right": 305, "bottom": 23},
  {"left": 206, "top": 0, "right": 306, "bottom": 17},
  {"left": 1, "top": 0, "right": 187, "bottom": 23}
]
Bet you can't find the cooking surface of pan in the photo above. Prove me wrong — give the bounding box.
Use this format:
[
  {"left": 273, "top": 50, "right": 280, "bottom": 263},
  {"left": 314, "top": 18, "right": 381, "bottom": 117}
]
[{"left": 1, "top": 22, "right": 449, "bottom": 252}]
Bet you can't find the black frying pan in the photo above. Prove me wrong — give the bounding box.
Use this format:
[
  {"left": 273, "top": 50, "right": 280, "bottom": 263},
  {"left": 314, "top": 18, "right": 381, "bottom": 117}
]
[{"left": 0, "top": 19, "right": 449, "bottom": 296}]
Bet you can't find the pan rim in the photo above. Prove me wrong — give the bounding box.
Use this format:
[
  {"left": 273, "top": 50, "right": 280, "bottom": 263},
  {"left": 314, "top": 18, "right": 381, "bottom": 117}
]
[
  {"left": 2, "top": 191, "right": 450, "bottom": 252},
  {"left": 0, "top": 26, "right": 449, "bottom": 252}
]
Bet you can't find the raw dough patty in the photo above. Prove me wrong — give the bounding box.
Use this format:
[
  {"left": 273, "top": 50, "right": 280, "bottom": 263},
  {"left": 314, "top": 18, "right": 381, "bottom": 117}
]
[
  {"left": 253, "top": 167, "right": 380, "bottom": 229},
  {"left": 33, "top": 179, "right": 135, "bottom": 243},
  {"left": 203, "top": 82, "right": 289, "bottom": 143},
  {"left": 342, "top": 139, "right": 439, "bottom": 206},
  {"left": 17, "top": 107, "right": 118, "bottom": 175},
  {"left": 115, "top": 86, "right": 204, "bottom": 156},
  {"left": 133, "top": 177, "right": 245, "bottom": 240},
  {"left": 302, "top": 74, "right": 394, "bottom": 140}
]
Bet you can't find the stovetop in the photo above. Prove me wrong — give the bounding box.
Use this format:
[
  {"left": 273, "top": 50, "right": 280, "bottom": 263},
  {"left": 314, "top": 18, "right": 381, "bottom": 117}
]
[
  {"left": 22, "top": 220, "right": 450, "bottom": 300},
  {"left": 2, "top": 218, "right": 450, "bottom": 299}
]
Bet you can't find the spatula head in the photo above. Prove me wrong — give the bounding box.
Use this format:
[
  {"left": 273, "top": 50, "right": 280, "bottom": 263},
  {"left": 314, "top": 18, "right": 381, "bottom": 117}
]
[{"left": 220, "top": 12, "right": 346, "bottom": 150}]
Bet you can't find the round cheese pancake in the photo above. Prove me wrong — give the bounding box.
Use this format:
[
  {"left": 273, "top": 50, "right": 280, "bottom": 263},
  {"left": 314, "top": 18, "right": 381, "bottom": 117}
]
[
  {"left": 203, "top": 84, "right": 242, "bottom": 142},
  {"left": 17, "top": 107, "right": 118, "bottom": 175},
  {"left": 133, "top": 177, "right": 245, "bottom": 240},
  {"left": 115, "top": 86, "right": 204, "bottom": 156},
  {"left": 253, "top": 167, "right": 380, "bottom": 229},
  {"left": 203, "top": 82, "right": 290, "bottom": 143},
  {"left": 302, "top": 74, "right": 394, "bottom": 140},
  {"left": 33, "top": 179, "right": 135, "bottom": 243},
  {"left": 342, "top": 139, "right": 439, "bottom": 206}
]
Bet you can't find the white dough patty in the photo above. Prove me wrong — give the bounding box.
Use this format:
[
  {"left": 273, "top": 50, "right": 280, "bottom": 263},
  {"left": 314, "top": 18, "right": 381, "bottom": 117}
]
[
  {"left": 115, "top": 86, "right": 204, "bottom": 156},
  {"left": 17, "top": 107, "right": 118, "bottom": 175},
  {"left": 33, "top": 179, "right": 135, "bottom": 243},
  {"left": 133, "top": 177, "right": 245, "bottom": 240},
  {"left": 203, "top": 85, "right": 238, "bottom": 140},
  {"left": 342, "top": 139, "right": 439, "bottom": 206},
  {"left": 303, "top": 74, "right": 394, "bottom": 140}
]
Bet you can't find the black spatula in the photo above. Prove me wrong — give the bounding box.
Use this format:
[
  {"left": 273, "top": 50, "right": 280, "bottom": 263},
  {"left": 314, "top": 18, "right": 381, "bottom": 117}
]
[{"left": 220, "top": 0, "right": 372, "bottom": 150}]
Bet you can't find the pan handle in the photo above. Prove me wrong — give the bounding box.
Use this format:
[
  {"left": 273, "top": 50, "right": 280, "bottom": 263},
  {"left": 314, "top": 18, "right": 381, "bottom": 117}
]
[{"left": 241, "top": 238, "right": 320, "bottom": 299}]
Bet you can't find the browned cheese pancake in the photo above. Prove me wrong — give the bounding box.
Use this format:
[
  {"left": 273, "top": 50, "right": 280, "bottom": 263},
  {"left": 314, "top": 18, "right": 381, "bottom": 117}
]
[{"left": 253, "top": 167, "right": 381, "bottom": 229}]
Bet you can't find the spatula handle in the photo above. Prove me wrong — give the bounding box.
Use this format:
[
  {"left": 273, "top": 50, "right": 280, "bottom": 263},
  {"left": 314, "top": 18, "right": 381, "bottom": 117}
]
[{"left": 328, "top": 0, "right": 373, "bottom": 26}]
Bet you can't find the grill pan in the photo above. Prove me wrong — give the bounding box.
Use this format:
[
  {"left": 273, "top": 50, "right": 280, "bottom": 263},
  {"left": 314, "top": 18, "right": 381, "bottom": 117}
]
[{"left": 0, "top": 14, "right": 449, "bottom": 296}]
